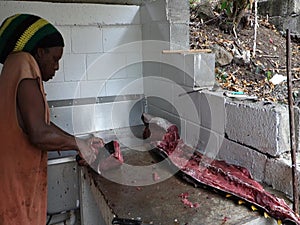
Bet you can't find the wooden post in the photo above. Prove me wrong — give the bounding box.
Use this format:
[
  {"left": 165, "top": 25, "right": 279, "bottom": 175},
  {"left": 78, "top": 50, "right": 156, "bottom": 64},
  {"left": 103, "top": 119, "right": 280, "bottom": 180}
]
[
  {"left": 286, "top": 29, "right": 299, "bottom": 213},
  {"left": 252, "top": 0, "right": 258, "bottom": 58}
]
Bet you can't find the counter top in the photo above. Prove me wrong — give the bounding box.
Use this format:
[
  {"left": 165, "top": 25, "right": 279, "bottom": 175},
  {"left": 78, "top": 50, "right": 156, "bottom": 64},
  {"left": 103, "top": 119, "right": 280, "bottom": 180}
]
[
  {"left": 87, "top": 147, "right": 278, "bottom": 225},
  {"left": 79, "top": 125, "right": 283, "bottom": 225}
]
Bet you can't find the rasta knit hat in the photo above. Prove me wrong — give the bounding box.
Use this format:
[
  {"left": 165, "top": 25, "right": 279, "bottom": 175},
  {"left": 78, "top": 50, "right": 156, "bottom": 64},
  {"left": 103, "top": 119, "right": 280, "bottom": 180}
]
[{"left": 0, "top": 14, "right": 64, "bottom": 64}]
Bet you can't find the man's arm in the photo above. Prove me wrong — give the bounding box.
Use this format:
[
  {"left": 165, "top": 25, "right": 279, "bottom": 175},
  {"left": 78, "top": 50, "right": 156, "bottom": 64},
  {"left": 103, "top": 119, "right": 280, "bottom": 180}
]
[{"left": 17, "top": 78, "right": 96, "bottom": 163}]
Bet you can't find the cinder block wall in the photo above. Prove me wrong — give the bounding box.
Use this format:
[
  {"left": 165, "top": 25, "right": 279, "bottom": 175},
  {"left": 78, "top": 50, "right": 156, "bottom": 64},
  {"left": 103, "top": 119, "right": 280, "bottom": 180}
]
[{"left": 0, "top": 1, "right": 143, "bottom": 101}]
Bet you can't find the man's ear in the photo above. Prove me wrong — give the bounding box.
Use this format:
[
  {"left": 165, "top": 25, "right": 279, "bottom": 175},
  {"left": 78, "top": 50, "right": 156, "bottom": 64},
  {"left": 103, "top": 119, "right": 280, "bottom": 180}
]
[{"left": 36, "top": 48, "right": 45, "bottom": 59}]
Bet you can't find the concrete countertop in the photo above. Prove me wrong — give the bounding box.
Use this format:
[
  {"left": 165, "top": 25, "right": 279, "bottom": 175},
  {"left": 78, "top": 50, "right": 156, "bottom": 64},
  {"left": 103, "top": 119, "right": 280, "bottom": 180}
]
[
  {"left": 89, "top": 148, "right": 279, "bottom": 225},
  {"left": 77, "top": 125, "right": 286, "bottom": 225}
]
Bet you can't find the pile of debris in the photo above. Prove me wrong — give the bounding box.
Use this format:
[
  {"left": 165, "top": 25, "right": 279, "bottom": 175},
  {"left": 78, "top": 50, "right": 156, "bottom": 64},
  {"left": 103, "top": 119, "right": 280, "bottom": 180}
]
[{"left": 189, "top": 1, "right": 300, "bottom": 105}]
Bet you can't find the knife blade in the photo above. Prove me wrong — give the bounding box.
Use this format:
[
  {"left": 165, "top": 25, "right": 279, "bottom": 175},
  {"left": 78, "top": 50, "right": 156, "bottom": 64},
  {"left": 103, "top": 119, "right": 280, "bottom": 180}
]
[{"left": 112, "top": 217, "right": 153, "bottom": 225}]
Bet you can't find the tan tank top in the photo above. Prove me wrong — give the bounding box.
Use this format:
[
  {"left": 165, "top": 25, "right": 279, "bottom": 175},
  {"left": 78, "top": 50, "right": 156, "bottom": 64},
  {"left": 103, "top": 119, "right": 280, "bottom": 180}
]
[{"left": 0, "top": 52, "right": 50, "bottom": 225}]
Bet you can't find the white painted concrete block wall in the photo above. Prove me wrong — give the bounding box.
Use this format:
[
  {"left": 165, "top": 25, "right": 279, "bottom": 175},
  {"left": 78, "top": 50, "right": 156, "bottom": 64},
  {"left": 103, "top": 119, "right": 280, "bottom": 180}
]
[
  {"left": 143, "top": 50, "right": 217, "bottom": 149},
  {"left": 140, "top": 0, "right": 189, "bottom": 50},
  {"left": 0, "top": 1, "right": 143, "bottom": 101}
]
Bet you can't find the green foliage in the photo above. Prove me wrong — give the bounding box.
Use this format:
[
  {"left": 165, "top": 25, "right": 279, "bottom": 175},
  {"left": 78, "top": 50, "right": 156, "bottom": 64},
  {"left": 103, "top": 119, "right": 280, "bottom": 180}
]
[
  {"left": 220, "top": 0, "right": 234, "bottom": 17},
  {"left": 265, "top": 70, "right": 273, "bottom": 81},
  {"left": 216, "top": 68, "right": 229, "bottom": 82}
]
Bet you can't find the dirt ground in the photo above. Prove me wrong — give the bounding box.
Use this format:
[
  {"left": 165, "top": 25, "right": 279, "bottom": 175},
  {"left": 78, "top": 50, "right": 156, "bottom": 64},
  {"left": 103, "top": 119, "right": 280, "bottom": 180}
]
[{"left": 190, "top": 5, "right": 300, "bottom": 105}]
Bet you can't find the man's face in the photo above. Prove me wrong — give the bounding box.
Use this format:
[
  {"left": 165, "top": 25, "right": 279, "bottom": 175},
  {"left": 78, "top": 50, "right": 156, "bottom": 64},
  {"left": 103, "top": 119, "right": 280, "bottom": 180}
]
[{"left": 36, "top": 46, "right": 63, "bottom": 82}]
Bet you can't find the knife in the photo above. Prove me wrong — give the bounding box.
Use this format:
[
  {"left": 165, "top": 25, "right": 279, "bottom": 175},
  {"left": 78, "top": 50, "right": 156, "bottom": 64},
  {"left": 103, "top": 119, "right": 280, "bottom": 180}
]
[{"left": 112, "top": 217, "right": 153, "bottom": 225}]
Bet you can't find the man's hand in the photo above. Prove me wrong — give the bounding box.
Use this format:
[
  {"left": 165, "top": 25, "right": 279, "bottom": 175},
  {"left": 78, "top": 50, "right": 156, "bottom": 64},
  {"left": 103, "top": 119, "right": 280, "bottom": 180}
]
[
  {"left": 76, "top": 136, "right": 104, "bottom": 166},
  {"left": 88, "top": 136, "right": 104, "bottom": 153}
]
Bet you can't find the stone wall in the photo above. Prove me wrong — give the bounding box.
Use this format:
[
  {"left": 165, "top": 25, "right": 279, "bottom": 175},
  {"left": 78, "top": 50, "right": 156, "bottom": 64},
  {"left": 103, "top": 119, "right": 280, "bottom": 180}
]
[{"left": 258, "top": 0, "right": 300, "bottom": 35}]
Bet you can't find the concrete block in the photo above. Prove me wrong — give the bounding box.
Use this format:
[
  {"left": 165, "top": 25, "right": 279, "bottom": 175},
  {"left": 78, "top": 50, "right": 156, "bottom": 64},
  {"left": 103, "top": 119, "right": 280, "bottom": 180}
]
[
  {"left": 113, "top": 100, "right": 144, "bottom": 128},
  {"left": 184, "top": 53, "right": 216, "bottom": 89},
  {"left": 44, "top": 82, "right": 80, "bottom": 101},
  {"left": 0, "top": 1, "right": 140, "bottom": 26},
  {"left": 225, "top": 101, "right": 290, "bottom": 157},
  {"left": 87, "top": 53, "right": 126, "bottom": 80},
  {"left": 142, "top": 22, "right": 170, "bottom": 42},
  {"left": 110, "top": 67, "right": 128, "bottom": 79},
  {"left": 64, "top": 54, "right": 87, "bottom": 82},
  {"left": 140, "top": 0, "right": 167, "bottom": 24},
  {"left": 199, "top": 91, "right": 226, "bottom": 135},
  {"left": 80, "top": 80, "right": 106, "bottom": 98},
  {"left": 184, "top": 120, "right": 201, "bottom": 149},
  {"left": 126, "top": 53, "right": 143, "bottom": 78},
  {"left": 57, "top": 0, "right": 143, "bottom": 4},
  {"left": 103, "top": 25, "right": 142, "bottom": 52},
  {"left": 173, "top": 87, "right": 201, "bottom": 125},
  {"left": 143, "top": 61, "right": 162, "bottom": 77},
  {"left": 106, "top": 78, "right": 143, "bottom": 96},
  {"left": 71, "top": 26, "right": 103, "bottom": 54},
  {"left": 170, "top": 23, "right": 189, "bottom": 50},
  {"left": 217, "top": 138, "right": 268, "bottom": 182},
  {"left": 141, "top": 0, "right": 189, "bottom": 48},
  {"left": 57, "top": 26, "right": 71, "bottom": 54},
  {"left": 147, "top": 95, "right": 179, "bottom": 118},
  {"left": 147, "top": 103, "right": 183, "bottom": 133},
  {"left": 161, "top": 53, "right": 185, "bottom": 85},
  {"left": 126, "top": 62, "right": 143, "bottom": 78},
  {"left": 185, "top": 121, "right": 222, "bottom": 159},
  {"left": 145, "top": 74, "right": 201, "bottom": 125},
  {"left": 144, "top": 54, "right": 217, "bottom": 128},
  {"left": 143, "top": 76, "right": 173, "bottom": 106},
  {"left": 141, "top": 40, "right": 168, "bottom": 62},
  {"left": 166, "top": 0, "right": 190, "bottom": 23},
  {"left": 86, "top": 53, "right": 104, "bottom": 79},
  {"left": 294, "top": 106, "right": 300, "bottom": 150},
  {"left": 263, "top": 155, "right": 300, "bottom": 198}
]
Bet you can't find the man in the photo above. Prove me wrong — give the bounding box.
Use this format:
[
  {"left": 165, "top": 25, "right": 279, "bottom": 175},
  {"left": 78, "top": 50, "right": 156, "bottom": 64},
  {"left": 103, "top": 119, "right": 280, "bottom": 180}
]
[{"left": 0, "top": 14, "right": 100, "bottom": 225}]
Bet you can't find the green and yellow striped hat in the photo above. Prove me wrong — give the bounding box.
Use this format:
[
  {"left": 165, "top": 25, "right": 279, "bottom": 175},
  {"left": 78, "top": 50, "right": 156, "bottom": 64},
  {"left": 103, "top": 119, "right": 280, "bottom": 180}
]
[{"left": 0, "top": 14, "right": 64, "bottom": 64}]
